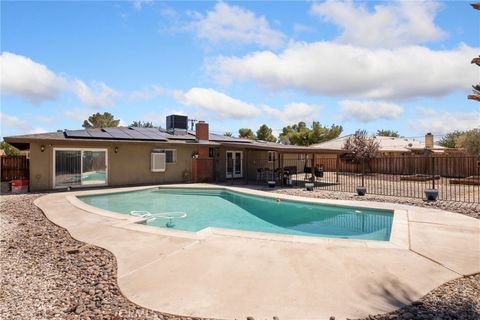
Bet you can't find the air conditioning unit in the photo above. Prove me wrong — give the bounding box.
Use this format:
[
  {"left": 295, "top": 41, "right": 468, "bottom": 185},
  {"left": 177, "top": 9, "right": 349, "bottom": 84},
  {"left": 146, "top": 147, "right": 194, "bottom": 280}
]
[
  {"left": 151, "top": 152, "right": 166, "bottom": 172},
  {"left": 166, "top": 114, "right": 188, "bottom": 135}
]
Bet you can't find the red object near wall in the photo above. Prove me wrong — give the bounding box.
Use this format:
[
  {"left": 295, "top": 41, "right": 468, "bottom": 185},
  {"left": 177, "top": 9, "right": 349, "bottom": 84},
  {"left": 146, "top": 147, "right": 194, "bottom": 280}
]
[{"left": 11, "top": 179, "right": 29, "bottom": 187}]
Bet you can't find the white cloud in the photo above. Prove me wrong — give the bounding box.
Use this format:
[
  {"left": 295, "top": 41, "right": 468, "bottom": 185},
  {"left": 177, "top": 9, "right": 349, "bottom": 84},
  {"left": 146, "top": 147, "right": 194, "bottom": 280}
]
[
  {"left": 174, "top": 87, "right": 262, "bottom": 119},
  {"left": 0, "top": 112, "right": 31, "bottom": 132},
  {"left": 210, "top": 42, "right": 478, "bottom": 100},
  {"left": 412, "top": 108, "right": 480, "bottom": 135},
  {"left": 129, "top": 85, "right": 166, "bottom": 101},
  {"left": 262, "top": 102, "right": 322, "bottom": 124},
  {"left": 132, "top": 0, "right": 153, "bottom": 11},
  {"left": 0, "top": 52, "right": 119, "bottom": 107},
  {"left": 63, "top": 108, "right": 92, "bottom": 122},
  {"left": 293, "top": 23, "right": 313, "bottom": 34},
  {"left": 0, "top": 52, "right": 68, "bottom": 104},
  {"left": 71, "top": 80, "right": 118, "bottom": 108},
  {"left": 34, "top": 115, "right": 55, "bottom": 124},
  {"left": 0, "top": 112, "right": 46, "bottom": 136},
  {"left": 311, "top": 0, "right": 446, "bottom": 48},
  {"left": 340, "top": 100, "right": 404, "bottom": 122},
  {"left": 192, "top": 2, "right": 285, "bottom": 48},
  {"left": 28, "top": 128, "right": 48, "bottom": 134}
]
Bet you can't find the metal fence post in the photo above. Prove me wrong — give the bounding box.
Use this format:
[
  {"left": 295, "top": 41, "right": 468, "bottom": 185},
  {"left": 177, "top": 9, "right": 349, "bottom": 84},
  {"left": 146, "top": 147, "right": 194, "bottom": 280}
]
[{"left": 431, "top": 156, "right": 436, "bottom": 190}]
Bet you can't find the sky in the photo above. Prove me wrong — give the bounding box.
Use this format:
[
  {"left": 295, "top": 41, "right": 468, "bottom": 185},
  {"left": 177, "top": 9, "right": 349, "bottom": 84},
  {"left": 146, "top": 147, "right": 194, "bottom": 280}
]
[{"left": 1, "top": 0, "right": 479, "bottom": 139}]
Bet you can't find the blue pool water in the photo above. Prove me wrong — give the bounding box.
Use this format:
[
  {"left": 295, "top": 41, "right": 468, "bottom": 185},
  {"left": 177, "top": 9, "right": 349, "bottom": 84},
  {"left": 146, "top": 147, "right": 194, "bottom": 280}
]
[{"left": 78, "top": 188, "right": 393, "bottom": 241}]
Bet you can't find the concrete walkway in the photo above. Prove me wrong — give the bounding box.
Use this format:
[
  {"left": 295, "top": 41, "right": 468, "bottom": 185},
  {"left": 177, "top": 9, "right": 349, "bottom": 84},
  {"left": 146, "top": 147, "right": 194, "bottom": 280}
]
[{"left": 35, "top": 185, "right": 480, "bottom": 320}]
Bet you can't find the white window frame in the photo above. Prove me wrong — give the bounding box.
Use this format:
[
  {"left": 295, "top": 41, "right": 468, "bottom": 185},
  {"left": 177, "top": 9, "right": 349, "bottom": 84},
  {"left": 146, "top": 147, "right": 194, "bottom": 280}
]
[
  {"left": 268, "top": 151, "right": 277, "bottom": 163},
  {"left": 52, "top": 147, "right": 108, "bottom": 189},
  {"left": 153, "top": 149, "right": 177, "bottom": 164},
  {"left": 226, "top": 150, "right": 243, "bottom": 178}
]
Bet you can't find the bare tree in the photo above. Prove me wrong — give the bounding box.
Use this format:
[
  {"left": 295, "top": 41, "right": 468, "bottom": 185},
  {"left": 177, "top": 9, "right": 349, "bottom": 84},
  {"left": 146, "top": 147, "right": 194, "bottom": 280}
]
[
  {"left": 342, "top": 130, "right": 380, "bottom": 187},
  {"left": 342, "top": 130, "right": 380, "bottom": 164}
]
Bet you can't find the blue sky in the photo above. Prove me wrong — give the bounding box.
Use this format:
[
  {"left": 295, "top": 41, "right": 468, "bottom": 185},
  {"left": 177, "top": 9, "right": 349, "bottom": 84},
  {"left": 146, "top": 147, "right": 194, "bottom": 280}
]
[{"left": 1, "top": 0, "right": 479, "bottom": 139}]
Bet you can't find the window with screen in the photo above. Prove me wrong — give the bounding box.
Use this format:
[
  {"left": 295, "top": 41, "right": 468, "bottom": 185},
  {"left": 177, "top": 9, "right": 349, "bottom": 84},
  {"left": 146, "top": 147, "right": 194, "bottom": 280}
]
[{"left": 153, "top": 149, "right": 176, "bottom": 164}]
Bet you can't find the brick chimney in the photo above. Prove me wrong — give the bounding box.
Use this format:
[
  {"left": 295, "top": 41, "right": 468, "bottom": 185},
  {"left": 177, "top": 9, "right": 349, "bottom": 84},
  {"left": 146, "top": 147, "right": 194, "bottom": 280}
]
[
  {"left": 192, "top": 121, "right": 213, "bottom": 182},
  {"left": 195, "top": 121, "right": 209, "bottom": 141},
  {"left": 425, "top": 132, "right": 434, "bottom": 149}
]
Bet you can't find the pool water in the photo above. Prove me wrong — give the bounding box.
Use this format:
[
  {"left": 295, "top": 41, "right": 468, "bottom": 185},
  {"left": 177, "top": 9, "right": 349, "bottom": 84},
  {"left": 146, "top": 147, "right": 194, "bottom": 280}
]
[{"left": 78, "top": 188, "right": 393, "bottom": 241}]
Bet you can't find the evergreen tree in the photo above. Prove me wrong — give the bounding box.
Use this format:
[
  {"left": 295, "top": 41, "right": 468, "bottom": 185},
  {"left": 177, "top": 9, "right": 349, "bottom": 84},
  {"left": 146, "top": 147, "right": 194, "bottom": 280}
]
[
  {"left": 130, "top": 121, "right": 155, "bottom": 128},
  {"left": 238, "top": 128, "right": 256, "bottom": 140},
  {"left": 82, "top": 112, "right": 120, "bottom": 129},
  {"left": 376, "top": 129, "right": 400, "bottom": 137},
  {"left": 279, "top": 121, "right": 342, "bottom": 146},
  {"left": 256, "top": 124, "right": 277, "bottom": 142}
]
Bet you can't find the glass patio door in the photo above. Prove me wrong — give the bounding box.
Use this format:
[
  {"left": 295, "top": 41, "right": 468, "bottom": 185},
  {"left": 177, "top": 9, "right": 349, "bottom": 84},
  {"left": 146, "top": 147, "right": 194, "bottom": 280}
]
[
  {"left": 226, "top": 151, "right": 243, "bottom": 178},
  {"left": 54, "top": 148, "right": 107, "bottom": 188}
]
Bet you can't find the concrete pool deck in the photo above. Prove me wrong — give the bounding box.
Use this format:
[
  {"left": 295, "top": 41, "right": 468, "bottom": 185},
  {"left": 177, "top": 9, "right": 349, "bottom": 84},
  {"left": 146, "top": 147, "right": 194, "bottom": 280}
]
[{"left": 35, "top": 184, "right": 480, "bottom": 320}]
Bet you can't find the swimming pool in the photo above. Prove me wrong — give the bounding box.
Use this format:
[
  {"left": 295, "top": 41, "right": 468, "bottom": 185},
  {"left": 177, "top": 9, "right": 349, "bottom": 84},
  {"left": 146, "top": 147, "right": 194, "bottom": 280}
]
[{"left": 78, "top": 188, "right": 394, "bottom": 241}]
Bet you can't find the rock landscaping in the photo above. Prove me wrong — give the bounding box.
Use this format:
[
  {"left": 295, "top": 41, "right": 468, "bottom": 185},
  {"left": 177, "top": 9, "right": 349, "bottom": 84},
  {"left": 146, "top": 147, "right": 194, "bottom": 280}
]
[
  {"left": 0, "top": 194, "right": 205, "bottom": 320},
  {"left": 354, "top": 273, "right": 480, "bottom": 320},
  {"left": 1, "top": 192, "right": 479, "bottom": 320}
]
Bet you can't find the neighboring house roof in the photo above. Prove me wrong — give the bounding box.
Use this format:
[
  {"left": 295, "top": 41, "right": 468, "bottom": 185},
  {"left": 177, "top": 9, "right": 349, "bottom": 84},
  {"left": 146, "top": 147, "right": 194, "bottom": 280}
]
[
  {"left": 3, "top": 127, "right": 341, "bottom": 153},
  {"left": 311, "top": 135, "right": 446, "bottom": 152}
]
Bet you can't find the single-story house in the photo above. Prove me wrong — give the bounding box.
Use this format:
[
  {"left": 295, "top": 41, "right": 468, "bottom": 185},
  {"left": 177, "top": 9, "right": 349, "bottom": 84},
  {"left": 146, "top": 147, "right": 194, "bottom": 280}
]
[
  {"left": 310, "top": 133, "right": 447, "bottom": 156},
  {"left": 4, "top": 115, "right": 339, "bottom": 191}
]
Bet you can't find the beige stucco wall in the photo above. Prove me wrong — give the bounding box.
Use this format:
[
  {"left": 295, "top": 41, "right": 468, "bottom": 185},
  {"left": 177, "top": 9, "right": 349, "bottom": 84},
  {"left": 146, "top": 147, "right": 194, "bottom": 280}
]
[{"left": 29, "top": 141, "right": 196, "bottom": 191}]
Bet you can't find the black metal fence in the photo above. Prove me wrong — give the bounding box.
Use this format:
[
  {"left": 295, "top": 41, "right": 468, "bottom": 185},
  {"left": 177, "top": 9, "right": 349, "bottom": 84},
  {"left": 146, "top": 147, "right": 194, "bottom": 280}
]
[{"left": 239, "top": 155, "right": 480, "bottom": 203}]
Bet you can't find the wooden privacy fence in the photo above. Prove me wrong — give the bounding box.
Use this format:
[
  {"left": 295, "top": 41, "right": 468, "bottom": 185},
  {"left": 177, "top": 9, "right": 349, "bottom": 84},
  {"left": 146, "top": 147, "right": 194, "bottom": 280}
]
[
  {"left": 314, "top": 155, "right": 479, "bottom": 178},
  {"left": 1, "top": 156, "right": 29, "bottom": 181}
]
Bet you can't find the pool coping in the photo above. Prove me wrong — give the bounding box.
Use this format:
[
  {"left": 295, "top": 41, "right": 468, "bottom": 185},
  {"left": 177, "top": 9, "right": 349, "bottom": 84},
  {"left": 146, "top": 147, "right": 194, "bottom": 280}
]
[{"left": 65, "top": 184, "right": 409, "bottom": 250}]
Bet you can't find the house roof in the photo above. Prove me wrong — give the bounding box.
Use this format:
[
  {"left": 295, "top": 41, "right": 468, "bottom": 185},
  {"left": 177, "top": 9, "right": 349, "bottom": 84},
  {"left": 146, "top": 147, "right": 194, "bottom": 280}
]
[
  {"left": 3, "top": 127, "right": 341, "bottom": 153},
  {"left": 310, "top": 135, "right": 446, "bottom": 152}
]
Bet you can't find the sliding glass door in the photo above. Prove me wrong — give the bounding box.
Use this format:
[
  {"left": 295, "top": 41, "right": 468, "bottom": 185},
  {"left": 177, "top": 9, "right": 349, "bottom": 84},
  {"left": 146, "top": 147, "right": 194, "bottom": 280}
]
[
  {"left": 54, "top": 148, "right": 107, "bottom": 188},
  {"left": 54, "top": 150, "right": 81, "bottom": 187}
]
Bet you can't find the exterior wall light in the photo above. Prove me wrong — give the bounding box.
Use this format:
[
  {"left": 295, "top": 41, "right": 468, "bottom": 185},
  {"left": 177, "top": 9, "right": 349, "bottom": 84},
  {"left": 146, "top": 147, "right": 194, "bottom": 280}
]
[
  {"left": 114, "top": 146, "right": 119, "bottom": 153},
  {"left": 40, "top": 145, "right": 45, "bottom": 152}
]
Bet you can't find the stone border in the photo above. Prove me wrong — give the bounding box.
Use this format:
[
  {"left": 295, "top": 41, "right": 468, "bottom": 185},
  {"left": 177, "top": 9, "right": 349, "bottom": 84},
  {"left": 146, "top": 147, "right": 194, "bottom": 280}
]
[{"left": 64, "top": 183, "right": 409, "bottom": 249}]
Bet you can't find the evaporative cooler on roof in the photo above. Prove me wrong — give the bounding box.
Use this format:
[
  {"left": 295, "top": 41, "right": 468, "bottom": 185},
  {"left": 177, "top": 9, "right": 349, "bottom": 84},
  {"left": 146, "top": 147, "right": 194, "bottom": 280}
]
[{"left": 166, "top": 115, "right": 188, "bottom": 135}]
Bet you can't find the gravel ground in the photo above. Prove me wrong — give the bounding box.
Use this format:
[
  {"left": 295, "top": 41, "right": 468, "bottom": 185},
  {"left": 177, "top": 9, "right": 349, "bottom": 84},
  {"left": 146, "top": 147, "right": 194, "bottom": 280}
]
[
  {"left": 0, "top": 194, "right": 206, "bottom": 320},
  {"left": 1, "top": 193, "right": 479, "bottom": 320}
]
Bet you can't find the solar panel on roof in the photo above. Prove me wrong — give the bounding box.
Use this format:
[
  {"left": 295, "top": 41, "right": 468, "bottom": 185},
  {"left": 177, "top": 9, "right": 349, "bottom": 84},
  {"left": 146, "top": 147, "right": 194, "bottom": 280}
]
[
  {"left": 157, "top": 129, "right": 195, "bottom": 140},
  {"left": 86, "top": 129, "right": 114, "bottom": 139},
  {"left": 119, "top": 127, "right": 152, "bottom": 139},
  {"left": 64, "top": 130, "right": 92, "bottom": 138},
  {"left": 130, "top": 127, "right": 168, "bottom": 141},
  {"left": 209, "top": 133, "right": 251, "bottom": 143},
  {"left": 64, "top": 127, "right": 170, "bottom": 141},
  {"left": 103, "top": 128, "right": 133, "bottom": 139}
]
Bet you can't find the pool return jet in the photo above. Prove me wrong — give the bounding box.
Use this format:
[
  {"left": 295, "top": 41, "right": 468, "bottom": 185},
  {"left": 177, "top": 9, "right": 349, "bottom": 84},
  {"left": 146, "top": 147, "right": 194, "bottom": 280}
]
[{"left": 130, "top": 211, "right": 187, "bottom": 228}]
